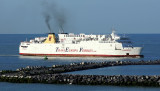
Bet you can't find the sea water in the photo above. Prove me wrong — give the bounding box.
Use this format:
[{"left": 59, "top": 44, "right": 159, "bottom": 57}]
[{"left": 0, "top": 34, "right": 160, "bottom": 91}]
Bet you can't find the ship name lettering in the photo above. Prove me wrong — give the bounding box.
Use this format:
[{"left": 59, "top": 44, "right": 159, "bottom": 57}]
[
  {"left": 79, "top": 48, "right": 83, "bottom": 52},
  {"left": 65, "top": 47, "right": 69, "bottom": 52},
  {"left": 79, "top": 48, "right": 95, "bottom": 52},
  {"left": 81, "top": 49, "right": 94, "bottom": 52},
  {"left": 56, "top": 47, "right": 96, "bottom": 52},
  {"left": 56, "top": 47, "right": 59, "bottom": 52}
]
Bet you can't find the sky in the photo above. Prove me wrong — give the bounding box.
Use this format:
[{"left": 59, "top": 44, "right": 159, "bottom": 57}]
[{"left": 0, "top": 0, "right": 160, "bottom": 34}]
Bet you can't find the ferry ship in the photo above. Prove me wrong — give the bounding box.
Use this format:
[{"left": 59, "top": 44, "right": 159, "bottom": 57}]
[{"left": 19, "top": 30, "right": 143, "bottom": 57}]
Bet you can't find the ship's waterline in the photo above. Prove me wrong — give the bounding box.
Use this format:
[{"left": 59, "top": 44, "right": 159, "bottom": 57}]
[{"left": 19, "top": 53, "right": 143, "bottom": 58}]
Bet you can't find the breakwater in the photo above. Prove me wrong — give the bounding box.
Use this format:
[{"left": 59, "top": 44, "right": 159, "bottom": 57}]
[
  {"left": 1, "top": 74, "right": 160, "bottom": 86},
  {"left": 15, "top": 60, "right": 160, "bottom": 75},
  {"left": 1, "top": 60, "right": 160, "bottom": 86}
]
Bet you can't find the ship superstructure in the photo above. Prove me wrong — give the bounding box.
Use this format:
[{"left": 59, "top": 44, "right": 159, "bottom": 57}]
[{"left": 19, "top": 31, "right": 143, "bottom": 57}]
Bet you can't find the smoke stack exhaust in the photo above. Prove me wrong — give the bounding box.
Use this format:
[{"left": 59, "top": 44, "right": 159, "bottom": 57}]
[
  {"left": 42, "top": 1, "right": 67, "bottom": 33},
  {"left": 45, "top": 14, "right": 51, "bottom": 33}
]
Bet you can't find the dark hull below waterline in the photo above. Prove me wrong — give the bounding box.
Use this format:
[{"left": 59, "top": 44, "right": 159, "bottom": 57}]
[{"left": 19, "top": 53, "right": 144, "bottom": 58}]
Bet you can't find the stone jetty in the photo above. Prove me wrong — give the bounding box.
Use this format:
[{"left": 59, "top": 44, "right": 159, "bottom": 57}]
[{"left": 1, "top": 60, "right": 160, "bottom": 86}]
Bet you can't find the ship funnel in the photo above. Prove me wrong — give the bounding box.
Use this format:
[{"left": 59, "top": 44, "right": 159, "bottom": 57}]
[{"left": 44, "top": 33, "right": 56, "bottom": 44}]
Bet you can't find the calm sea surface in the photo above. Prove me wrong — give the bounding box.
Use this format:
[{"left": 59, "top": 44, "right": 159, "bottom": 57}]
[{"left": 0, "top": 34, "right": 160, "bottom": 91}]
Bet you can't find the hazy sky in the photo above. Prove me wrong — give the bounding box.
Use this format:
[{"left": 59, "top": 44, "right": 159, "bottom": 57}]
[{"left": 0, "top": 0, "right": 160, "bottom": 34}]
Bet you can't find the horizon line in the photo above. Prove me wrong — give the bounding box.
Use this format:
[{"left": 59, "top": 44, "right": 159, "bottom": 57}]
[{"left": 0, "top": 33, "right": 160, "bottom": 34}]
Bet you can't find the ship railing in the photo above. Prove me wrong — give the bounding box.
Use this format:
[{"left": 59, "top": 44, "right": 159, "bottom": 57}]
[
  {"left": 99, "top": 41, "right": 116, "bottom": 43},
  {"left": 122, "top": 47, "right": 134, "bottom": 49},
  {"left": 124, "top": 47, "right": 142, "bottom": 49},
  {"left": 81, "top": 38, "right": 100, "bottom": 41}
]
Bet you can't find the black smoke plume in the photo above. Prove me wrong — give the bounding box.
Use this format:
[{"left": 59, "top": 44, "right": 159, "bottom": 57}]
[
  {"left": 54, "top": 10, "right": 66, "bottom": 32},
  {"left": 42, "top": 1, "right": 67, "bottom": 33},
  {"left": 45, "top": 14, "right": 51, "bottom": 33}
]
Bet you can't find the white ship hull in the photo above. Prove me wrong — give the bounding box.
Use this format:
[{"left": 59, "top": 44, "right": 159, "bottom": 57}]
[{"left": 19, "top": 41, "right": 143, "bottom": 57}]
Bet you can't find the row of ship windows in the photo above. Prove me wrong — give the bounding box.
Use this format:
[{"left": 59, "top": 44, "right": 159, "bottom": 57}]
[
  {"left": 21, "top": 46, "right": 28, "bottom": 48},
  {"left": 64, "top": 35, "right": 85, "bottom": 37},
  {"left": 64, "top": 35, "right": 104, "bottom": 37}
]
